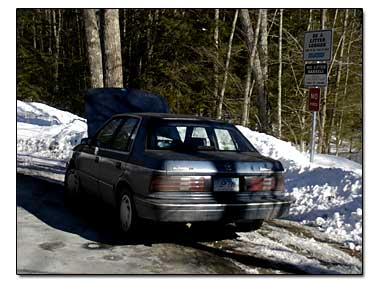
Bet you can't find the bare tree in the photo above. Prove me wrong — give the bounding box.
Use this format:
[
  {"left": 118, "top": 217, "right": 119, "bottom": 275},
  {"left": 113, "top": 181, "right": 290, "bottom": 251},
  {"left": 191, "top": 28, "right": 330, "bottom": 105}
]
[
  {"left": 277, "top": 9, "right": 283, "bottom": 138},
  {"left": 328, "top": 9, "right": 349, "bottom": 153},
  {"left": 240, "top": 9, "right": 267, "bottom": 131},
  {"left": 260, "top": 9, "right": 268, "bottom": 85},
  {"left": 102, "top": 9, "right": 123, "bottom": 88},
  {"left": 217, "top": 10, "right": 238, "bottom": 119},
  {"left": 300, "top": 9, "right": 314, "bottom": 152},
  {"left": 83, "top": 9, "right": 104, "bottom": 88},
  {"left": 318, "top": 9, "right": 328, "bottom": 153},
  {"left": 52, "top": 9, "right": 62, "bottom": 93},
  {"left": 213, "top": 9, "right": 220, "bottom": 113},
  {"left": 336, "top": 11, "right": 354, "bottom": 154}
]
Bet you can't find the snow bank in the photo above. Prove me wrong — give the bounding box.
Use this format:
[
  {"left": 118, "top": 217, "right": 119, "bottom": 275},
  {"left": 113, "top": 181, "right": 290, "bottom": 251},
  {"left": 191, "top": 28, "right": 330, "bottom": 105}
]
[
  {"left": 16, "top": 100, "right": 362, "bottom": 250},
  {"left": 236, "top": 125, "right": 310, "bottom": 171},
  {"left": 237, "top": 126, "right": 362, "bottom": 250},
  {"left": 17, "top": 100, "right": 87, "bottom": 161}
]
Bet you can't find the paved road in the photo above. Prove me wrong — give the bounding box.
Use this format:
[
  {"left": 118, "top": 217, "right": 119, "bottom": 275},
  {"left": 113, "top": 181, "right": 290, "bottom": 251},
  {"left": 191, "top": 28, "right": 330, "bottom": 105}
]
[{"left": 16, "top": 174, "right": 362, "bottom": 274}]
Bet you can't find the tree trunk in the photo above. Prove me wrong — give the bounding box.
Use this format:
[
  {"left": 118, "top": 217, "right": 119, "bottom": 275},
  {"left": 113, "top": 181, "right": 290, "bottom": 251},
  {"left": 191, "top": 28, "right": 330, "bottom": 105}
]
[
  {"left": 336, "top": 15, "right": 354, "bottom": 155},
  {"left": 318, "top": 9, "right": 328, "bottom": 153},
  {"left": 83, "top": 9, "right": 104, "bottom": 88},
  {"left": 241, "top": 9, "right": 262, "bottom": 126},
  {"left": 328, "top": 9, "right": 348, "bottom": 154},
  {"left": 146, "top": 10, "right": 154, "bottom": 64},
  {"left": 260, "top": 9, "right": 268, "bottom": 85},
  {"left": 32, "top": 14, "right": 37, "bottom": 49},
  {"left": 321, "top": 10, "right": 344, "bottom": 152},
  {"left": 102, "top": 9, "right": 123, "bottom": 88},
  {"left": 53, "top": 9, "right": 62, "bottom": 94},
  {"left": 240, "top": 9, "right": 267, "bottom": 131},
  {"left": 46, "top": 9, "right": 52, "bottom": 55},
  {"left": 217, "top": 9, "right": 238, "bottom": 120},
  {"left": 302, "top": 9, "right": 314, "bottom": 152},
  {"left": 213, "top": 9, "right": 220, "bottom": 114},
  {"left": 277, "top": 9, "right": 283, "bottom": 138}
]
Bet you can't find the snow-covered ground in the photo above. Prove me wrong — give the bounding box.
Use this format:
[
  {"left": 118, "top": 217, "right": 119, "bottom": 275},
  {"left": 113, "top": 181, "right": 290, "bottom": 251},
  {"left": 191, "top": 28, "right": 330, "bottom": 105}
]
[
  {"left": 237, "top": 126, "right": 362, "bottom": 251},
  {"left": 17, "top": 100, "right": 362, "bottom": 252}
]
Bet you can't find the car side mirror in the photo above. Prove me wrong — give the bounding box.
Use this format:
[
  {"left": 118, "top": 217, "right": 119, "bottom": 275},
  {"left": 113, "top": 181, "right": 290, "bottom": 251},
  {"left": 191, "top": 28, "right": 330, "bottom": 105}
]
[{"left": 81, "top": 138, "right": 92, "bottom": 145}]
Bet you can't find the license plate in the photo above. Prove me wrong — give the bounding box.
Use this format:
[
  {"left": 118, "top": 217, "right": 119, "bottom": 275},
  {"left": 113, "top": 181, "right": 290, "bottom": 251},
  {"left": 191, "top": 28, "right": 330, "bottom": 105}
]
[{"left": 214, "top": 177, "right": 239, "bottom": 192}]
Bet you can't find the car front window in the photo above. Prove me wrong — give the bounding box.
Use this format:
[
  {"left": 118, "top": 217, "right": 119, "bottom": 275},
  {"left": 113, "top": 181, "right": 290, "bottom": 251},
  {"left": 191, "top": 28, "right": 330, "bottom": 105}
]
[{"left": 95, "top": 119, "right": 122, "bottom": 148}]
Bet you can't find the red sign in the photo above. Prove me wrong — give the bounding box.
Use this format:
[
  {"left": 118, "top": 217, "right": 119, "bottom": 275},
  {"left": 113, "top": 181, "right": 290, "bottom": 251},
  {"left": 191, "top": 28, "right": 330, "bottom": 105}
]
[{"left": 309, "top": 88, "right": 320, "bottom": 111}]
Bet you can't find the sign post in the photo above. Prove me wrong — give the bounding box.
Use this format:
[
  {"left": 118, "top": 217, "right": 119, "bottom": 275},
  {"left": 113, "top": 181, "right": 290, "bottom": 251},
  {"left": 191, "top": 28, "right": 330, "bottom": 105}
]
[
  {"left": 310, "top": 112, "right": 317, "bottom": 163},
  {"left": 304, "top": 29, "right": 332, "bottom": 163},
  {"left": 308, "top": 88, "right": 321, "bottom": 162}
]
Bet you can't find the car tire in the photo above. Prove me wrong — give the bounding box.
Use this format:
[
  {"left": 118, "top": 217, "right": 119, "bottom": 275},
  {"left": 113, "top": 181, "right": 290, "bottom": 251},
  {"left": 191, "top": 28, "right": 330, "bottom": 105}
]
[
  {"left": 118, "top": 190, "right": 138, "bottom": 236},
  {"left": 64, "top": 168, "right": 81, "bottom": 206},
  {"left": 235, "top": 220, "right": 264, "bottom": 232}
]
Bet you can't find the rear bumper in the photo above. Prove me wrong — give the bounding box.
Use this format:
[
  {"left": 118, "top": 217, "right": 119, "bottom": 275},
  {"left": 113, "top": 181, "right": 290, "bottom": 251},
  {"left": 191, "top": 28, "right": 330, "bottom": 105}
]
[{"left": 134, "top": 194, "right": 293, "bottom": 222}]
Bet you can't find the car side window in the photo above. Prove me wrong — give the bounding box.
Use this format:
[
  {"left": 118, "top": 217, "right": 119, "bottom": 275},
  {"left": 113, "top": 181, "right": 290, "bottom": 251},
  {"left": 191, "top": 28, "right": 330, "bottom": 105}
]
[
  {"left": 111, "top": 118, "right": 139, "bottom": 152},
  {"left": 95, "top": 119, "right": 123, "bottom": 148},
  {"left": 214, "top": 129, "right": 237, "bottom": 151},
  {"left": 191, "top": 127, "right": 211, "bottom": 146}
]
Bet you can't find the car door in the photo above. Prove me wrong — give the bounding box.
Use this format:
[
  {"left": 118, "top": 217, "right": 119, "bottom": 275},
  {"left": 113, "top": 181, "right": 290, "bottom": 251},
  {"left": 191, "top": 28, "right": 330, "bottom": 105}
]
[
  {"left": 96, "top": 117, "right": 140, "bottom": 206},
  {"left": 78, "top": 118, "right": 123, "bottom": 198}
]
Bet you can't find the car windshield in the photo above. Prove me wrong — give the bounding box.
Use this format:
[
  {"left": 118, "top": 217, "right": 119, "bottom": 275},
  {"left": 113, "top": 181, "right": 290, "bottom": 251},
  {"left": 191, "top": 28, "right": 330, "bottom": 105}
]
[{"left": 147, "top": 120, "right": 256, "bottom": 152}]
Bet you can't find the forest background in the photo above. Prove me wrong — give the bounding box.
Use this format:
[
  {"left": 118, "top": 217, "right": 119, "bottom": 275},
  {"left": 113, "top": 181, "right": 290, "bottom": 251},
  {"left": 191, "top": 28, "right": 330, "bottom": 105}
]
[{"left": 16, "top": 8, "right": 363, "bottom": 155}]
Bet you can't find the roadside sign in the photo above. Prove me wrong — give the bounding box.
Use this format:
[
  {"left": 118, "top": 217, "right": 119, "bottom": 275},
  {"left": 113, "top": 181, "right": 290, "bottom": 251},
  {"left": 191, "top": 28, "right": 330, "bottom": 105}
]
[
  {"left": 309, "top": 88, "right": 320, "bottom": 112},
  {"left": 304, "top": 30, "right": 332, "bottom": 61},
  {"left": 304, "top": 63, "right": 328, "bottom": 87}
]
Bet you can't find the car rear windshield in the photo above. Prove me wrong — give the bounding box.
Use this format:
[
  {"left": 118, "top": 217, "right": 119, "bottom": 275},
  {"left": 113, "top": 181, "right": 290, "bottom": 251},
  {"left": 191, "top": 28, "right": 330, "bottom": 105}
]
[{"left": 147, "top": 120, "right": 257, "bottom": 152}]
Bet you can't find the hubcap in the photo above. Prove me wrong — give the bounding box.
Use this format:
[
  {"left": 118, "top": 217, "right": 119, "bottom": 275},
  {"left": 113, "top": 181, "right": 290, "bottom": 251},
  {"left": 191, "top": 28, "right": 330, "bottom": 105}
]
[{"left": 120, "top": 195, "right": 132, "bottom": 232}]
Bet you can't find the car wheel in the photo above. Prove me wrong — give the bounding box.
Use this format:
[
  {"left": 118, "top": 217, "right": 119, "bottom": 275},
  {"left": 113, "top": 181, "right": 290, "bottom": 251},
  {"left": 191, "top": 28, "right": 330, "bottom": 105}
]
[
  {"left": 235, "top": 220, "right": 264, "bottom": 232},
  {"left": 64, "top": 168, "right": 81, "bottom": 205},
  {"left": 118, "top": 190, "right": 137, "bottom": 235}
]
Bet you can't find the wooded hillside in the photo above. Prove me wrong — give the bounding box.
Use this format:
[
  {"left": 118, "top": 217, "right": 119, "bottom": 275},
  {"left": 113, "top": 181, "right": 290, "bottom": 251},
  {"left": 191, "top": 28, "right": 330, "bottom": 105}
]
[{"left": 16, "top": 9, "right": 363, "bottom": 154}]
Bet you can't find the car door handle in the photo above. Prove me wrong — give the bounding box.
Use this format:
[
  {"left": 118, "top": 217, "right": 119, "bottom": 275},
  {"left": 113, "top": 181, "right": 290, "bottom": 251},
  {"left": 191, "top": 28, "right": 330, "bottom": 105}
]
[
  {"left": 115, "top": 162, "right": 121, "bottom": 169},
  {"left": 95, "top": 156, "right": 99, "bottom": 163}
]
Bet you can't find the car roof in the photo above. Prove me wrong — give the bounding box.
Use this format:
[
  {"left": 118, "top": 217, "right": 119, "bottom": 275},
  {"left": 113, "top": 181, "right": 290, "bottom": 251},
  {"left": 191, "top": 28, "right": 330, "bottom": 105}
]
[{"left": 111, "top": 112, "right": 228, "bottom": 124}]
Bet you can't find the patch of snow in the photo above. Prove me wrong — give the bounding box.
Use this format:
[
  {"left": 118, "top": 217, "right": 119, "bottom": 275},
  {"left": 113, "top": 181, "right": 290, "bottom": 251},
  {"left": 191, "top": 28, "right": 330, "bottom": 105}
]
[
  {"left": 236, "top": 125, "right": 310, "bottom": 171},
  {"left": 312, "top": 154, "right": 362, "bottom": 174},
  {"left": 17, "top": 100, "right": 87, "bottom": 161},
  {"left": 237, "top": 126, "right": 362, "bottom": 250},
  {"left": 233, "top": 222, "right": 361, "bottom": 274}
]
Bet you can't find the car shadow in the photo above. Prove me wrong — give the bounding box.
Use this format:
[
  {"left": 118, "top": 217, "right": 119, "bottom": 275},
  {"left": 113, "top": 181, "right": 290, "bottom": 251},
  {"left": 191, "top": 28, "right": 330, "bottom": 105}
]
[
  {"left": 17, "top": 173, "right": 348, "bottom": 274},
  {"left": 16, "top": 174, "right": 240, "bottom": 247}
]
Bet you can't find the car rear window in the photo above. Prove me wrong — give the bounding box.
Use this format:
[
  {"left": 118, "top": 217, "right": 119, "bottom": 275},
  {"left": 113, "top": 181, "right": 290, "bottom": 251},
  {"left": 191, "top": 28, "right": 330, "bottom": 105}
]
[{"left": 147, "top": 120, "right": 256, "bottom": 152}]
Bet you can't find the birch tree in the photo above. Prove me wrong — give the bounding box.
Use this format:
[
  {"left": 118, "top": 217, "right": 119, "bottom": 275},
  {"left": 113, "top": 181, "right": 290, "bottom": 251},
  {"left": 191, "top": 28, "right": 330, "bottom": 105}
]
[
  {"left": 327, "top": 9, "right": 349, "bottom": 153},
  {"left": 277, "top": 9, "right": 283, "bottom": 138},
  {"left": 52, "top": 9, "right": 62, "bottom": 93},
  {"left": 217, "top": 9, "right": 238, "bottom": 119},
  {"left": 318, "top": 9, "right": 328, "bottom": 153},
  {"left": 83, "top": 9, "right": 104, "bottom": 88},
  {"left": 213, "top": 9, "right": 220, "bottom": 113},
  {"left": 336, "top": 12, "right": 354, "bottom": 154},
  {"left": 260, "top": 9, "right": 268, "bottom": 86},
  {"left": 240, "top": 9, "right": 267, "bottom": 131}
]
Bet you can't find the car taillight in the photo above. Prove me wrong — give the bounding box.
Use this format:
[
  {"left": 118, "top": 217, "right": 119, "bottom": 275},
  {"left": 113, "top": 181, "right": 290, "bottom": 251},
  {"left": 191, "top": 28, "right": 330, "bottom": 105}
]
[
  {"left": 150, "top": 176, "right": 211, "bottom": 192},
  {"left": 275, "top": 175, "right": 285, "bottom": 191},
  {"left": 245, "top": 174, "right": 285, "bottom": 191}
]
